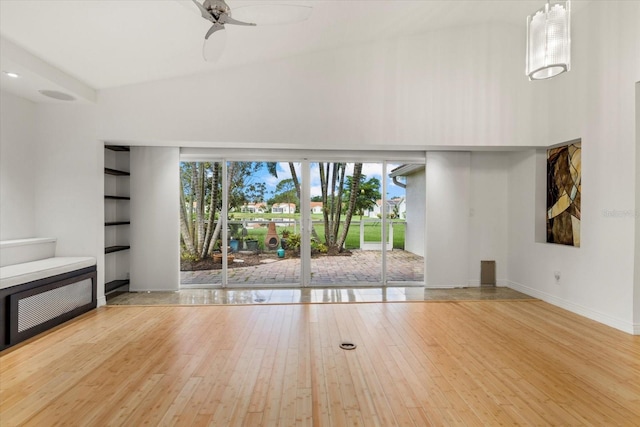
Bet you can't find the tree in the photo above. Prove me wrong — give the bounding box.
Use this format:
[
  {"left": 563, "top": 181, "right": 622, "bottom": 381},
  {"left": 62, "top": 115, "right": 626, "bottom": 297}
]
[
  {"left": 180, "top": 162, "right": 226, "bottom": 259},
  {"left": 343, "top": 175, "right": 381, "bottom": 219},
  {"left": 180, "top": 161, "right": 277, "bottom": 260},
  {"left": 337, "top": 163, "right": 362, "bottom": 250},
  {"left": 267, "top": 178, "right": 299, "bottom": 208},
  {"left": 228, "top": 162, "right": 267, "bottom": 210},
  {"left": 318, "top": 162, "right": 363, "bottom": 253}
]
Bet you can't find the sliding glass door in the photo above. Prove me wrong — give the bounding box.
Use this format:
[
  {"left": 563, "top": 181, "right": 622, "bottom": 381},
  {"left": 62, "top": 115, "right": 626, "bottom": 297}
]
[{"left": 179, "top": 152, "right": 425, "bottom": 289}]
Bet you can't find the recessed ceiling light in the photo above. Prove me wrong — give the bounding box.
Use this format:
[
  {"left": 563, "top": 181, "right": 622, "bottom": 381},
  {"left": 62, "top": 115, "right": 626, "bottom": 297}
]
[
  {"left": 38, "top": 90, "right": 76, "bottom": 101},
  {"left": 3, "top": 71, "right": 20, "bottom": 78}
]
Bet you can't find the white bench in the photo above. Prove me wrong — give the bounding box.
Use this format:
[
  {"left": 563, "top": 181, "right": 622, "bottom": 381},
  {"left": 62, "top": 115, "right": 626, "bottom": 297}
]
[{"left": 0, "top": 238, "right": 97, "bottom": 350}]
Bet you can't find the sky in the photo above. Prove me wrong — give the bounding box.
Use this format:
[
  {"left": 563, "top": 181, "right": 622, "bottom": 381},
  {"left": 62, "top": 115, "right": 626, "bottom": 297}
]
[{"left": 254, "top": 162, "right": 407, "bottom": 200}]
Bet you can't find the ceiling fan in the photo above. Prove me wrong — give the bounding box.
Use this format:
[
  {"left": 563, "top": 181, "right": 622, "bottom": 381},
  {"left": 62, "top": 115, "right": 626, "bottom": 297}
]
[{"left": 190, "top": 0, "right": 312, "bottom": 61}]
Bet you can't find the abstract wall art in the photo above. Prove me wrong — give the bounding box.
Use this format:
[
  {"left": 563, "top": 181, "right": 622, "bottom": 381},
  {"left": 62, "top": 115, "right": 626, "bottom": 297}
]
[{"left": 547, "top": 141, "right": 581, "bottom": 247}]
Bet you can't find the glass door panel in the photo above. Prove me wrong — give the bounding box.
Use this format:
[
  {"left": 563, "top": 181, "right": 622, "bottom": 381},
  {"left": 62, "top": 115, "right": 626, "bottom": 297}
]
[
  {"left": 309, "top": 162, "right": 383, "bottom": 286},
  {"left": 386, "top": 163, "right": 425, "bottom": 284},
  {"left": 179, "top": 161, "right": 223, "bottom": 287},
  {"left": 226, "top": 161, "right": 302, "bottom": 287}
]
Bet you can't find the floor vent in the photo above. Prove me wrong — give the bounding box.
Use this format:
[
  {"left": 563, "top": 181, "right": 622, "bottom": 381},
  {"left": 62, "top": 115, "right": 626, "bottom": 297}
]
[
  {"left": 340, "top": 342, "right": 357, "bottom": 350},
  {"left": 481, "top": 260, "right": 496, "bottom": 287}
]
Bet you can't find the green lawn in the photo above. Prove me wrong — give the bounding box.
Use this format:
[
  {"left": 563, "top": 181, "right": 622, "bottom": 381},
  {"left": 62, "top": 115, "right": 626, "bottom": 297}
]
[{"left": 231, "top": 216, "right": 405, "bottom": 250}]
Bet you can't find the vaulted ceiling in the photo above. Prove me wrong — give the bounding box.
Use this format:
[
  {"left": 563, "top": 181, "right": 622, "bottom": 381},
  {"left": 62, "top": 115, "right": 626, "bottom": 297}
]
[{"left": 0, "top": 0, "right": 563, "bottom": 96}]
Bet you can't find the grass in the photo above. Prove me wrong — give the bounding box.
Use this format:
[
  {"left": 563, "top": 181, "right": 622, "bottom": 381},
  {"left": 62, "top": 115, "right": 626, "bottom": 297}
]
[{"left": 232, "top": 217, "right": 405, "bottom": 250}]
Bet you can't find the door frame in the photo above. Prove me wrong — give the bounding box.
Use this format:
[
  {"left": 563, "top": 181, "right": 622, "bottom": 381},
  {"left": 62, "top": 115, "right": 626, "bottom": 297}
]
[{"left": 179, "top": 149, "right": 426, "bottom": 288}]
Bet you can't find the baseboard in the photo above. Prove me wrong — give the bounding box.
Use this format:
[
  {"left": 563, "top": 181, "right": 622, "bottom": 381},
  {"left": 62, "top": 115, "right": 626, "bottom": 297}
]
[
  {"left": 506, "top": 280, "right": 636, "bottom": 335},
  {"left": 425, "top": 284, "right": 461, "bottom": 289},
  {"left": 467, "top": 279, "right": 510, "bottom": 287},
  {"left": 97, "top": 295, "right": 106, "bottom": 307}
]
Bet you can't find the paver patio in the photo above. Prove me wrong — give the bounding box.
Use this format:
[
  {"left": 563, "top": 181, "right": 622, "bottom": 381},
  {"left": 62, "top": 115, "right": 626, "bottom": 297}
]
[{"left": 180, "top": 250, "right": 424, "bottom": 285}]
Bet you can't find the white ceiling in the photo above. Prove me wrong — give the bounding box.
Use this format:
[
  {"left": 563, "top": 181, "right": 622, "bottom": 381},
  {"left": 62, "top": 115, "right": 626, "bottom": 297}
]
[{"left": 0, "top": 0, "right": 580, "bottom": 99}]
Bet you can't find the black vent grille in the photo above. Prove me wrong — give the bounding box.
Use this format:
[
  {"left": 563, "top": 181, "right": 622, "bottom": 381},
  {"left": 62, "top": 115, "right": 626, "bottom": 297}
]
[{"left": 17, "top": 279, "right": 92, "bottom": 333}]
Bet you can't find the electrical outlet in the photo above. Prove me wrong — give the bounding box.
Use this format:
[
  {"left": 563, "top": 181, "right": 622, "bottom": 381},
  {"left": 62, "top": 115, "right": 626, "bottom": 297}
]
[{"left": 554, "top": 271, "right": 561, "bottom": 282}]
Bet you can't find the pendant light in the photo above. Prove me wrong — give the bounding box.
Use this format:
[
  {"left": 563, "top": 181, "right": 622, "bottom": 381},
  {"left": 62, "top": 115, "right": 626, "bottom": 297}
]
[{"left": 526, "top": 0, "right": 571, "bottom": 80}]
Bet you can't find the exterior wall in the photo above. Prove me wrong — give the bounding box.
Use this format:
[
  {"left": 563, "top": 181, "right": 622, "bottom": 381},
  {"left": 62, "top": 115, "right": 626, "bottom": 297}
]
[
  {"left": 405, "top": 169, "right": 425, "bottom": 257},
  {"left": 272, "top": 204, "right": 295, "bottom": 214}
]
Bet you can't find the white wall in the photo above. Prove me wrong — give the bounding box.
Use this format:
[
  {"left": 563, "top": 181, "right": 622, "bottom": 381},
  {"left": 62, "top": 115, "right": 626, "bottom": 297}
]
[
  {"left": 425, "top": 151, "right": 509, "bottom": 288},
  {"left": 468, "top": 152, "right": 509, "bottom": 285},
  {"left": 130, "top": 146, "right": 180, "bottom": 291},
  {"left": 98, "top": 22, "right": 535, "bottom": 150},
  {"left": 506, "top": 1, "right": 639, "bottom": 334},
  {"left": 634, "top": 82, "right": 640, "bottom": 333},
  {"left": 0, "top": 91, "right": 36, "bottom": 240},
  {"left": 33, "top": 104, "right": 102, "bottom": 255},
  {"left": 426, "top": 152, "right": 470, "bottom": 287},
  {"left": 32, "top": 103, "right": 104, "bottom": 301}
]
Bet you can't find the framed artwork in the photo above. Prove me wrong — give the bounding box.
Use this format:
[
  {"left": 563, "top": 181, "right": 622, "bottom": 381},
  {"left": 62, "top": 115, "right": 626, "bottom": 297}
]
[{"left": 547, "top": 141, "right": 581, "bottom": 247}]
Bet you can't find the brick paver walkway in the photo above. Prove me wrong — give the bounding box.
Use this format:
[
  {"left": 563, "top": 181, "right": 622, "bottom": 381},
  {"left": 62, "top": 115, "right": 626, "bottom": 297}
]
[{"left": 181, "top": 250, "right": 424, "bottom": 285}]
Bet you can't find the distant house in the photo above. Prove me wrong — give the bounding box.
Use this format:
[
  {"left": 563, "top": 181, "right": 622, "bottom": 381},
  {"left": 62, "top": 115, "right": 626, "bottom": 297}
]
[
  {"left": 364, "top": 200, "right": 382, "bottom": 218},
  {"left": 388, "top": 197, "right": 406, "bottom": 219},
  {"left": 310, "top": 202, "right": 323, "bottom": 214},
  {"left": 364, "top": 198, "right": 405, "bottom": 218},
  {"left": 271, "top": 203, "right": 296, "bottom": 214},
  {"left": 242, "top": 202, "right": 267, "bottom": 213}
]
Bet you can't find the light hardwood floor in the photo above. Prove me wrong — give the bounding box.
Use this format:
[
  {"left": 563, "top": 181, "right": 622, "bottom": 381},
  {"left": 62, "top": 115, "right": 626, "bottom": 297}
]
[{"left": 1, "top": 301, "right": 639, "bottom": 426}]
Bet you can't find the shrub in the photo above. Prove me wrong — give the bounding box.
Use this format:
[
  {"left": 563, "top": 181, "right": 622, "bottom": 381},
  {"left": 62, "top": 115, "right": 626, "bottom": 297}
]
[
  {"left": 181, "top": 252, "right": 199, "bottom": 262},
  {"left": 311, "top": 240, "right": 328, "bottom": 254},
  {"left": 287, "top": 233, "right": 301, "bottom": 250}
]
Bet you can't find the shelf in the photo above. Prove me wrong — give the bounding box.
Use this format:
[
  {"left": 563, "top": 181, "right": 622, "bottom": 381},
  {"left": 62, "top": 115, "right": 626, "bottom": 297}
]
[
  {"left": 104, "top": 145, "right": 130, "bottom": 299},
  {"left": 105, "top": 168, "right": 130, "bottom": 176},
  {"left": 105, "top": 145, "right": 130, "bottom": 152},
  {"left": 105, "top": 245, "right": 130, "bottom": 254},
  {"left": 105, "top": 279, "right": 130, "bottom": 294}
]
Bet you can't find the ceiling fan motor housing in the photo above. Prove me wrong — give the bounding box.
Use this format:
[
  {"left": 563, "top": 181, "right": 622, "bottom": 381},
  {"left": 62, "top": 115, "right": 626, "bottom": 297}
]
[{"left": 204, "top": 0, "right": 230, "bottom": 17}]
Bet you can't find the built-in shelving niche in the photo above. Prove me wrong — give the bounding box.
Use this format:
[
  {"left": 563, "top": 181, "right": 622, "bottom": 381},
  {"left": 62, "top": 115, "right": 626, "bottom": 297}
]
[{"left": 104, "top": 145, "right": 130, "bottom": 298}]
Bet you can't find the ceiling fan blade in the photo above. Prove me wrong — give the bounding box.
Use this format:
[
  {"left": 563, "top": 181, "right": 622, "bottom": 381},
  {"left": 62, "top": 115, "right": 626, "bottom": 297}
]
[
  {"left": 205, "top": 22, "right": 225, "bottom": 40},
  {"left": 191, "top": 0, "right": 215, "bottom": 22},
  {"left": 220, "top": 13, "right": 256, "bottom": 27},
  {"left": 203, "top": 27, "right": 227, "bottom": 61},
  {"left": 231, "top": 5, "right": 312, "bottom": 26}
]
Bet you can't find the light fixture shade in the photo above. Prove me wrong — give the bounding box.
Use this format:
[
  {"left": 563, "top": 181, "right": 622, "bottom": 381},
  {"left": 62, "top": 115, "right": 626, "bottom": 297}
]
[{"left": 526, "top": 0, "right": 571, "bottom": 80}]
